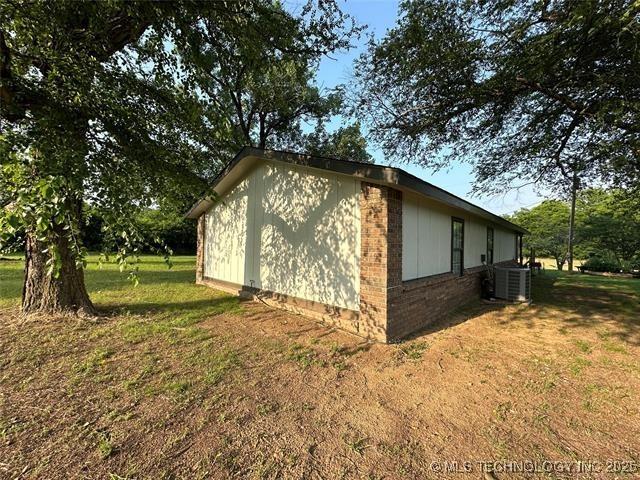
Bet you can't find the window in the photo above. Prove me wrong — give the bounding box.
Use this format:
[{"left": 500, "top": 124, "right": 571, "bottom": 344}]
[
  {"left": 451, "top": 218, "right": 464, "bottom": 276},
  {"left": 487, "top": 227, "right": 494, "bottom": 265}
]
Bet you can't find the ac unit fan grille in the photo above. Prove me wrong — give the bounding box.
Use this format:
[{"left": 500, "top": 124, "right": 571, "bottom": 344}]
[{"left": 494, "top": 267, "right": 531, "bottom": 302}]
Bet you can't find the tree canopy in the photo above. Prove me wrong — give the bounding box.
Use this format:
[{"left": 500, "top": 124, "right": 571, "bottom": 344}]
[
  {"left": 354, "top": 0, "right": 640, "bottom": 195},
  {"left": 508, "top": 188, "right": 640, "bottom": 271},
  {"left": 304, "top": 121, "right": 372, "bottom": 162},
  {"left": 508, "top": 200, "right": 571, "bottom": 269},
  {"left": 0, "top": 0, "right": 358, "bottom": 312},
  {"left": 578, "top": 188, "right": 640, "bottom": 267}
]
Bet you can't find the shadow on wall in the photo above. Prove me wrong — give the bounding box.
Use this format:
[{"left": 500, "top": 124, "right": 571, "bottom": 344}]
[{"left": 205, "top": 161, "right": 360, "bottom": 314}]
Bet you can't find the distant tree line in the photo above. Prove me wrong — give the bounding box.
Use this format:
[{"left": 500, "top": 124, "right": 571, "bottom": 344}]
[
  {"left": 2, "top": 206, "right": 196, "bottom": 256},
  {"left": 507, "top": 189, "right": 640, "bottom": 272}
]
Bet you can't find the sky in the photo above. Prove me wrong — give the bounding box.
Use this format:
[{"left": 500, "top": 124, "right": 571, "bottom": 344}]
[{"left": 288, "top": 0, "right": 546, "bottom": 215}]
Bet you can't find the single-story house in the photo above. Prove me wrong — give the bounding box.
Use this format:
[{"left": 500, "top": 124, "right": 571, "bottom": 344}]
[{"left": 186, "top": 147, "right": 526, "bottom": 342}]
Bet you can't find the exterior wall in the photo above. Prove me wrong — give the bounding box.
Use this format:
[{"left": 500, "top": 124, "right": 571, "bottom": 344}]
[
  {"left": 203, "top": 161, "right": 361, "bottom": 311},
  {"left": 391, "top": 190, "right": 520, "bottom": 341},
  {"left": 198, "top": 162, "right": 520, "bottom": 343},
  {"left": 196, "top": 214, "right": 205, "bottom": 283},
  {"left": 402, "top": 191, "right": 517, "bottom": 280},
  {"left": 198, "top": 276, "right": 360, "bottom": 333},
  {"left": 359, "top": 183, "right": 402, "bottom": 342},
  {"left": 401, "top": 193, "right": 451, "bottom": 279},
  {"left": 388, "top": 260, "right": 517, "bottom": 341},
  {"left": 494, "top": 228, "right": 517, "bottom": 263}
]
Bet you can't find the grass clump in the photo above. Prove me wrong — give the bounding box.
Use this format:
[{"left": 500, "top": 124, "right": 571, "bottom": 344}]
[
  {"left": 602, "top": 340, "right": 627, "bottom": 354},
  {"left": 96, "top": 429, "right": 116, "bottom": 459},
  {"left": 75, "top": 347, "right": 115, "bottom": 375},
  {"left": 343, "top": 435, "right": 369, "bottom": 455},
  {"left": 257, "top": 402, "right": 279, "bottom": 416},
  {"left": 200, "top": 349, "right": 240, "bottom": 385},
  {"left": 569, "top": 356, "right": 592, "bottom": 376},
  {"left": 286, "top": 343, "right": 320, "bottom": 369},
  {"left": 596, "top": 330, "right": 628, "bottom": 354},
  {"left": 165, "top": 380, "right": 192, "bottom": 396},
  {"left": 574, "top": 339, "right": 592, "bottom": 354},
  {"left": 397, "top": 342, "right": 428, "bottom": 361}
]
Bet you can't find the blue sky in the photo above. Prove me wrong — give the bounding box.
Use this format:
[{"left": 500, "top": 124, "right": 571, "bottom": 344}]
[{"left": 288, "top": 0, "right": 546, "bottom": 215}]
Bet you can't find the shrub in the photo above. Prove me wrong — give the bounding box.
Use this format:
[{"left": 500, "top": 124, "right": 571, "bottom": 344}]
[{"left": 581, "top": 256, "right": 621, "bottom": 273}]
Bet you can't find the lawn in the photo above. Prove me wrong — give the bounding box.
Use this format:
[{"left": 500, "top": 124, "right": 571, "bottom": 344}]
[{"left": 1, "top": 256, "right": 639, "bottom": 479}]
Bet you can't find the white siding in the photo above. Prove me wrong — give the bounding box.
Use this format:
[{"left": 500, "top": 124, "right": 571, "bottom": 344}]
[
  {"left": 402, "top": 192, "right": 518, "bottom": 281},
  {"left": 495, "top": 228, "right": 517, "bottom": 263},
  {"left": 204, "top": 161, "right": 360, "bottom": 310},
  {"left": 402, "top": 193, "right": 453, "bottom": 280},
  {"left": 464, "top": 217, "right": 486, "bottom": 270}
]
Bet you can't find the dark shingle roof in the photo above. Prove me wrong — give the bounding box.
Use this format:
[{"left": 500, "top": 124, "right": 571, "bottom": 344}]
[{"left": 185, "top": 146, "right": 527, "bottom": 234}]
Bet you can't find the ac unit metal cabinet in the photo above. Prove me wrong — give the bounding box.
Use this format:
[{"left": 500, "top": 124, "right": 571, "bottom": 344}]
[{"left": 494, "top": 267, "right": 531, "bottom": 302}]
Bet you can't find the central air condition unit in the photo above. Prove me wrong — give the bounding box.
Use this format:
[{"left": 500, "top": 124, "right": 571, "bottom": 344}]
[{"left": 494, "top": 267, "right": 531, "bottom": 302}]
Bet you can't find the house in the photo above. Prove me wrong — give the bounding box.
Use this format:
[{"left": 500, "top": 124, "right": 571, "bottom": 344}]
[{"left": 186, "top": 147, "right": 526, "bottom": 343}]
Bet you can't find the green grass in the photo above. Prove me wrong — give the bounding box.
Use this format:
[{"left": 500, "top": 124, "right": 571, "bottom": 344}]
[
  {"left": 1, "top": 254, "right": 639, "bottom": 478},
  {"left": 569, "top": 356, "right": 592, "bottom": 376},
  {"left": 0, "top": 254, "right": 244, "bottom": 400},
  {"left": 574, "top": 339, "right": 592, "bottom": 354},
  {"left": 286, "top": 342, "right": 321, "bottom": 369},
  {"left": 0, "top": 254, "right": 242, "bottom": 317},
  {"left": 343, "top": 435, "right": 369, "bottom": 455},
  {"left": 397, "top": 341, "right": 428, "bottom": 361},
  {"left": 531, "top": 269, "right": 640, "bottom": 318}
]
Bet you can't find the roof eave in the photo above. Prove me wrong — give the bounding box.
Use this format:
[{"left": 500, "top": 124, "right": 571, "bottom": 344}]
[{"left": 184, "top": 147, "right": 529, "bottom": 235}]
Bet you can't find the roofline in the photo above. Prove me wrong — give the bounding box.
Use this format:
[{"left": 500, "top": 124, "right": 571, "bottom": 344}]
[{"left": 185, "top": 146, "right": 528, "bottom": 234}]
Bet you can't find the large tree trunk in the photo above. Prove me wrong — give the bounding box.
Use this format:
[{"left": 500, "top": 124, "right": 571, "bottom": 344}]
[
  {"left": 22, "top": 228, "right": 95, "bottom": 315},
  {"left": 22, "top": 233, "right": 95, "bottom": 314}
]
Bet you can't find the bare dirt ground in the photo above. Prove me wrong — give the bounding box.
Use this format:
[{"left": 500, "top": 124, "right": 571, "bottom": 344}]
[{"left": 1, "top": 271, "right": 639, "bottom": 479}]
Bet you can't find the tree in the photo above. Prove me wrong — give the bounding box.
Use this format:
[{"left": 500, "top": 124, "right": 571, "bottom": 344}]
[
  {"left": 0, "top": 1, "right": 356, "bottom": 314},
  {"left": 354, "top": 0, "right": 640, "bottom": 240},
  {"left": 578, "top": 189, "right": 640, "bottom": 268},
  {"left": 81, "top": 206, "right": 196, "bottom": 255},
  {"left": 304, "top": 121, "right": 372, "bottom": 162},
  {"left": 179, "top": 5, "right": 358, "bottom": 151},
  {"left": 508, "top": 201, "right": 571, "bottom": 270}
]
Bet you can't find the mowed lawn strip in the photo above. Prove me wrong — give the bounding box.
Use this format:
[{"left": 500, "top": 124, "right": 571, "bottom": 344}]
[{"left": 1, "top": 256, "right": 639, "bottom": 479}]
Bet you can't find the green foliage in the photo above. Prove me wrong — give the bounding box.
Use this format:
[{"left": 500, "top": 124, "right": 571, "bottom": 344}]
[
  {"left": 578, "top": 189, "right": 640, "bottom": 267},
  {"left": 509, "top": 200, "right": 571, "bottom": 269},
  {"left": 304, "top": 121, "right": 372, "bottom": 162},
  {"left": 508, "top": 188, "right": 640, "bottom": 270},
  {"left": 175, "top": 2, "right": 360, "bottom": 151},
  {"left": 581, "top": 255, "right": 622, "bottom": 273},
  {"left": 0, "top": 1, "right": 357, "bottom": 293},
  {"left": 136, "top": 209, "right": 195, "bottom": 254},
  {"left": 354, "top": 0, "right": 640, "bottom": 195},
  {"left": 0, "top": 155, "right": 87, "bottom": 275}
]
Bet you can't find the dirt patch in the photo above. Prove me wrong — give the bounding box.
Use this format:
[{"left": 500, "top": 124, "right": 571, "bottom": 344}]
[{"left": 1, "top": 275, "right": 639, "bottom": 479}]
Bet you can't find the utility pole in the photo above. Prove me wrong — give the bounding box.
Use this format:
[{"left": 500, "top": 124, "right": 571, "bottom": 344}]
[{"left": 567, "top": 171, "right": 579, "bottom": 272}]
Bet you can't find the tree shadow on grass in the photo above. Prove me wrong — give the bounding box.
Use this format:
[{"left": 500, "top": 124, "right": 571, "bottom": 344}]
[
  {"left": 501, "top": 271, "right": 639, "bottom": 345},
  {"left": 100, "top": 296, "right": 245, "bottom": 318},
  {"left": 403, "top": 271, "right": 639, "bottom": 346}
]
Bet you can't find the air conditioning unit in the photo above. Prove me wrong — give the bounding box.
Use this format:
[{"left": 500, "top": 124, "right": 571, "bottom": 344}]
[{"left": 494, "top": 267, "right": 531, "bottom": 302}]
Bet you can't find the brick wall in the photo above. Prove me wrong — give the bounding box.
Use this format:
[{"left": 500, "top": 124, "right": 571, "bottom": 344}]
[
  {"left": 196, "top": 214, "right": 205, "bottom": 283},
  {"left": 387, "top": 261, "right": 517, "bottom": 341},
  {"left": 358, "top": 182, "right": 517, "bottom": 342},
  {"left": 358, "top": 182, "right": 402, "bottom": 342},
  {"left": 198, "top": 178, "right": 514, "bottom": 343}
]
